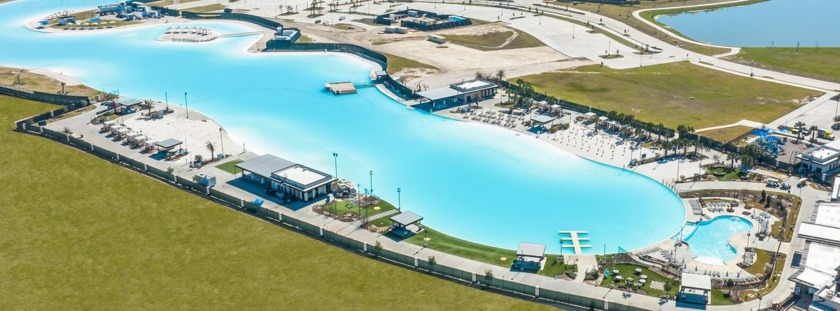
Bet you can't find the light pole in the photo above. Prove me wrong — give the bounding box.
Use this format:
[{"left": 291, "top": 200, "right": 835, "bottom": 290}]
[
  {"left": 369, "top": 170, "right": 373, "bottom": 196},
  {"left": 165, "top": 91, "right": 169, "bottom": 113},
  {"left": 397, "top": 187, "right": 401, "bottom": 211},
  {"left": 219, "top": 127, "right": 224, "bottom": 158},
  {"left": 184, "top": 92, "right": 189, "bottom": 119},
  {"left": 333, "top": 152, "right": 338, "bottom": 214}
]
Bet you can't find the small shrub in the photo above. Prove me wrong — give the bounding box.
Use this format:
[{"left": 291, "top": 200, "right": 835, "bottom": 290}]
[
  {"left": 664, "top": 282, "right": 672, "bottom": 291},
  {"left": 484, "top": 269, "right": 494, "bottom": 279},
  {"left": 427, "top": 256, "right": 436, "bottom": 265}
]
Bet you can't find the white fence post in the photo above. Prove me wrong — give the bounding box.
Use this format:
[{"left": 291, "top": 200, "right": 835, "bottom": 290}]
[
  {"left": 414, "top": 257, "right": 418, "bottom": 267},
  {"left": 535, "top": 286, "right": 540, "bottom": 297}
]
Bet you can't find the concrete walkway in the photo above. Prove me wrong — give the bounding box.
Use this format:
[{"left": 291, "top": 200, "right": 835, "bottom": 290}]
[{"left": 695, "top": 119, "right": 765, "bottom": 133}]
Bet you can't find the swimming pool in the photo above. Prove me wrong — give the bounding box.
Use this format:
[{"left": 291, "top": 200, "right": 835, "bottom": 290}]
[
  {"left": 683, "top": 216, "right": 752, "bottom": 265},
  {"left": 0, "top": 0, "right": 686, "bottom": 253}
]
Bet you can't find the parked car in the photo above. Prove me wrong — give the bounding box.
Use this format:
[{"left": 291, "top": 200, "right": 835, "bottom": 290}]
[
  {"left": 780, "top": 183, "right": 791, "bottom": 190},
  {"left": 314, "top": 19, "right": 321, "bottom": 24},
  {"left": 766, "top": 179, "right": 779, "bottom": 188}
]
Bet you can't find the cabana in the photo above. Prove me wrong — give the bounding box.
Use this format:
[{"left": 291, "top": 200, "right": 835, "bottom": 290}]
[
  {"left": 155, "top": 138, "right": 183, "bottom": 153},
  {"left": 677, "top": 273, "right": 711, "bottom": 305},
  {"left": 530, "top": 114, "right": 556, "bottom": 130},
  {"left": 390, "top": 211, "right": 423, "bottom": 238},
  {"left": 513, "top": 242, "right": 545, "bottom": 271}
]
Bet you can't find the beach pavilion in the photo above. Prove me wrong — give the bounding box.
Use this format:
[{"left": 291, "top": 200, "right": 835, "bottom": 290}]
[
  {"left": 677, "top": 273, "right": 711, "bottom": 305},
  {"left": 390, "top": 211, "right": 423, "bottom": 237},
  {"left": 235, "top": 154, "right": 335, "bottom": 202},
  {"left": 155, "top": 138, "right": 183, "bottom": 153},
  {"left": 513, "top": 242, "right": 546, "bottom": 272},
  {"left": 530, "top": 114, "right": 556, "bottom": 131}
]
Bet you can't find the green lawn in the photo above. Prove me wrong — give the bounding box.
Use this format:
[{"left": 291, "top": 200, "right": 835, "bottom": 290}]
[
  {"left": 697, "top": 125, "right": 754, "bottom": 143},
  {"left": 182, "top": 4, "right": 227, "bottom": 13},
  {"left": 214, "top": 159, "right": 243, "bottom": 174},
  {"left": 711, "top": 289, "right": 737, "bottom": 305},
  {"left": 746, "top": 249, "right": 772, "bottom": 275},
  {"left": 519, "top": 62, "right": 819, "bottom": 129},
  {"left": 325, "top": 198, "right": 397, "bottom": 217},
  {"left": 599, "top": 264, "right": 679, "bottom": 298},
  {"left": 445, "top": 28, "right": 545, "bottom": 51},
  {"left": 403, "top": 226, "right": 570, "bottom": 277},
  {"left": 148, "top": 0, "right": 199, "bottom": 7},
  {"left": 405, "top": 226, "right": 516, "bottom": 268},
  {"left": 708, "top": 167, "right": 741, "bottom": 181},
  {"left": 383, "top": 52, "right": 437, "bottom": 75},
  {"left": 727, "top": 47, "right": 840, "bottom": 84},
  {"left": 0, "top": 95, "right": 548, "bottom": 310}
]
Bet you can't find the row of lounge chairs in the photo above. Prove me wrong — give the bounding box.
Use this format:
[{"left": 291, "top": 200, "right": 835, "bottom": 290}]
[{"left": 464, "top": 110, "right": 525, "bottom": 128}]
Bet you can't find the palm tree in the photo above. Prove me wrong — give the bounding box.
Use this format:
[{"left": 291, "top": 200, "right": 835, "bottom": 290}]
[
  {"left": 810, "top": 125, "right": 819, "bottom": 142},
  {"left": 138, "top": 100, "right": 155, "bottom": 116},
  {"left": 726, "top": 150, "right": 738, "bottom": 169},
  {"left": 205, "top": 140, "right": 216, "bottom": 162},
  {"left": 495, "top": 68, "right": 506, "bottom": 82},
  {"left": 794, "top": 121, "right": 806, "bottom": 141},
  {"left": 474, "top": 71, "right": 486, "bottom": 80}
]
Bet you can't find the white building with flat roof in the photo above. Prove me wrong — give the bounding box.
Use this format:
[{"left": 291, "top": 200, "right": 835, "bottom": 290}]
[
  {"left": 798, "top": 140, "right": 840, "bottom": 182},
  {"left": 789, "top": 202, "right": 840, "bottom": 311},
  {"left": 416, "top": 79, "right": 497, "bottom": 111},
  {"left": 236, "top": 154, "right": 335, "bottom": 202}
]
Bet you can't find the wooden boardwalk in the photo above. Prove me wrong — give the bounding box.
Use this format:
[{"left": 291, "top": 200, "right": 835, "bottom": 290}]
[{"left": 559, "top": 230, "right": 592, "bottom": 255}]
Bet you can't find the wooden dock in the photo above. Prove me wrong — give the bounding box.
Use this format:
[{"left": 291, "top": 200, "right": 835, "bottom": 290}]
[
  {"left": 325, "top": 82, "right": 356, "bottom": 95},
  {"left": 558, "top": 230, "right": 591, "bottom": 255}
]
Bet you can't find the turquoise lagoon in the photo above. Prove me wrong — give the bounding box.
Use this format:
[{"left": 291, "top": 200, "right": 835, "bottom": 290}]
[
  {"left": 656, "top": 0, "right": 840, "bottom": 47},
  {"left": 0, "top": 0, "right": 685, "bottom": 253}
]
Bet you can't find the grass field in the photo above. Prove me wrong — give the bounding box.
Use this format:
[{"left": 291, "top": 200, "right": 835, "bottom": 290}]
[
  {"left": 147, "top": 0, "right": 199, "bottom": 7},
  {"left": 519, "top": 62, "right": 819, "bottom": 129},
  {"left": 697, "top": 125, "right": 754, "bottom": 143},
  {"left": 214, "top": 159, "right": 243, "bottom": 174},
  {"left": 0, "top": 96, "right": 548, "bottom": 310},
  {"left": 444, "top": 28, "right": 545, "bottom": 51},
  {"left": 726, "top": 47, "right": 840, "bottom": 84},
  {"left": 182, "top": 4, "right": 227, "bottom": 13},
  {"left": 711, "top": 289, "right": 737, "bottom": 305},
  {"left": 402, "top": 227, "right": 571, "bottom": 277},
  {"left": 383, "top": 52, "right": 437, "bottom": 75},
  {"left": 0, "top": 67, "right": 101, "bottom": 98},
  {"left": 560, "top": 0, "right": 758, "bottom": 55}
]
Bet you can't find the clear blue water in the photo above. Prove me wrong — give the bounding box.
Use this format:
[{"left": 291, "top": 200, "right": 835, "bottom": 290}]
[
  {"left": 657, "top": 0, "right": 840, "bottom": 47},
  {"left": 0, "top": 0, "right": 685, "bottom": 253},
  {"left": 683, "top": 216, "right": 752, "bottom": 263}
]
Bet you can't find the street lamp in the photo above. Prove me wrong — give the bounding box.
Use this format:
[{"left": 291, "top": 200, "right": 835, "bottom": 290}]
[
  {"left": 369, "top": 170, "right": 374, "bottom": 196},
  {"left": 219, "top": 127, "right": 224, "bottom": 158},
  {"left": 397, "top": 187, "right": 401, "bottom": 211},
  {"left": 333, "top": 152, "right": 339, "bottom": 214},
  {"left": 184, "top": 92, "right": 189, "bottom": 119}
]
